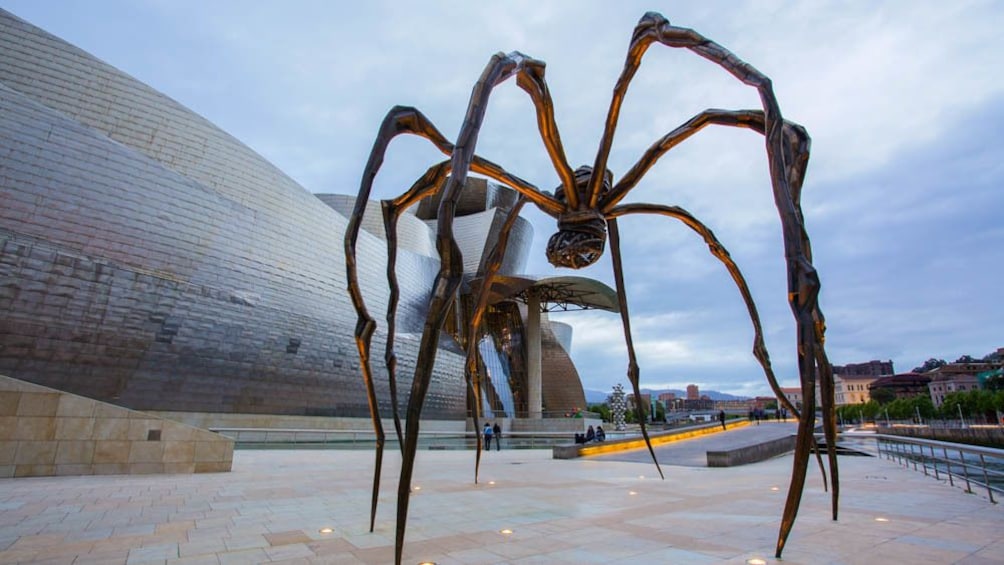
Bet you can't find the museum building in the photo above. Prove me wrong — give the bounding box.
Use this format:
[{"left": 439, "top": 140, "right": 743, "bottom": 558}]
[{"left": 0, "top": 9, "right": 608, "bottom": 430}]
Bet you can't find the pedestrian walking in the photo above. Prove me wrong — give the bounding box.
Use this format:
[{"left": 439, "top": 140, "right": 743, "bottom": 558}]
[
  {"left": 492, "top": 422, "right": 501, "bottom": 451},
  {"left": 483, "top": 422, "right": 493, "bottom": 451}
]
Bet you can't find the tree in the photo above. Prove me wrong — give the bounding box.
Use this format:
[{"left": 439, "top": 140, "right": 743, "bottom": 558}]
[
  {"left": 860, "top": 400, "right": 881, "bottom": 421},
  {"left": 940, "top": 392, "right": 969, "bottom": 419},
  {"left": 955, "top": 354, "right": 977, "bottom": 364},
  {"left": 588, "top": 403, "right": 611, "bottom": 423},
  {"left": 984, "top": 373, "right": 1004, "bottom": 392},
  {"left": 912, "top": 358, "right": 946, "bottom": 373},
  {"left": 870, "top": 387, "right": 896, "bottom": 405},
  {"left": 913, "top": 395, "right": 936, "bottom": 419}
]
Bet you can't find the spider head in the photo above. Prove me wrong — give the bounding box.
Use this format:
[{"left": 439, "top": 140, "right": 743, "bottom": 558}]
[{"left": 546, "top": 166, "right": 612, "bottom": 269}]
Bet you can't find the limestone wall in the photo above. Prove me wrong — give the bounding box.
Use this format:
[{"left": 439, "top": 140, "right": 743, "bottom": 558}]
[{"left": 0, "top": 375, "right": 233, "bottom": 477}]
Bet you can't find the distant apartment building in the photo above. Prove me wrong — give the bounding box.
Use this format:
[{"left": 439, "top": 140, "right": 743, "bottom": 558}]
[
  {"left": 683, "top": 398, "right": 714, "bottom": 411},
  {"left": 658, "top": 392, "right": 681, "bottom": 411},
  {"left": 714, "top": 399, "right": 752, "bottom": 412},
  {"left": 835, "top": 375, "right": 877, "bottom": 405},
  {"left": 869, "top": 373, "right": 932, "bottom": 400},
  {"left": 928, "top": 373, "right": 981, "bottom": 408},
  {"left": 833, "top": 360, "right": 894, "bottom": 377},
  {"left": 781, "top": 387, "right": 803, "bottom": 410},
  {"left": 686, "top": 384, "right": 699, "bottom": 400},
  {"left": 919, "top": 358, "right": 1001, "bottom": 407},
  {"left": 627, "top": 393, "right": 651, "bottom": 410}
]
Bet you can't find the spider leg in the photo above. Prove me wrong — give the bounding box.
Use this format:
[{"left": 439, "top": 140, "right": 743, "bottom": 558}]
[
  {"left": 513, "top": 58, "right": 579, "bottom": 207},
  {"left": 603, "top": 110, "right": 799, "bottom": 211},
  {"left": 465, "top": 197, "right": 529, "bottom": 484},
  {"left": 594, "top": 14, "right": 836, "bottom": 555},
  {"left": 609, "top": 203, "right": 789, "bottom": 415},
  {"left": 346, "top": 98, "right": 555, "bottom": 543},
  {"left": 392, "top": 51, "right": 552, "bottom": 565},
  {"left": 606, "top": 111, "right": 836, "bottom": 484},
  {"left": 381, "top": 161, "right": 454, "bottom": 453},
  {"left": 607, "top": 218, "right": 664, "bottom": 479}
]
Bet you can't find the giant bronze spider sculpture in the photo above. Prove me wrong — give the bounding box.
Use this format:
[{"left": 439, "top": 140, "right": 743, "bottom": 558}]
[{"left": 345, "top": 12, "right": 838, "bottom": 564}]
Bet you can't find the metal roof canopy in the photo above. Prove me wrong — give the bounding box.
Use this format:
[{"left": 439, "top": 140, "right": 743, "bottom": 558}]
[{"left": 469, "top": 274, "right": 619, "bottom": 313}]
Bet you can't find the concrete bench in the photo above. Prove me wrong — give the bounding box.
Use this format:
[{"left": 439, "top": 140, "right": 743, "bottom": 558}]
[{"left": 706, "top": 434, "right": 796, "bottom": 467}]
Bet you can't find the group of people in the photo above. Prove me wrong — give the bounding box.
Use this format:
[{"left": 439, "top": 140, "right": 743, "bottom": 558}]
[
  {"left": 747, "top": 407, "right": 788, "bottom": 425},
  {"left": 482, "top": 422, "right": 502, "bottom": 450},
  {"left": 574, "top": 424, "right": 606, "bottom": 444}
]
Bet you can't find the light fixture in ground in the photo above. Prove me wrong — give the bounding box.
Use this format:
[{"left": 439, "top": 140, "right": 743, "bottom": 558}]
[
  {"left": 418, "top": 562, "right": 437, "bottom": 565},
  {"left": 770, "top": 487, "right": 780, "bottom": 491},
  {"left": 628, "top": 491, "right": 637, "bottom": 496},
  {"left": 319, "top": 527, "right": 334, "bottom": 534},
  {"left": 747, "top": 558, "right": 767, "bottom": 565},
  {"left": 488, "top": 481, "right": 495, "bottom": 485},
  {"left": 499, "top": 528, "right": 513, "bottom": 535},
  {"left": 875, "top": 517, "right": 889, "bottom": 522}
]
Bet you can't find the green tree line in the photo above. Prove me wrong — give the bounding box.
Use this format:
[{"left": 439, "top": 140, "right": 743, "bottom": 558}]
[{"left": 837, "top": 388, "right": 1004, "bottom": 424}]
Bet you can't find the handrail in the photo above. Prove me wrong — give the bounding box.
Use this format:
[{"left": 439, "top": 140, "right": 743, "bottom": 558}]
[{"left": 841, "top": 431, "right": 1004, "bottom": 503}]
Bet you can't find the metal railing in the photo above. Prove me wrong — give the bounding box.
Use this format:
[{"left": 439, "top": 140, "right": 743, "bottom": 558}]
[{"left": 845, "top": 432, "right": 1004, "bottom": 503}]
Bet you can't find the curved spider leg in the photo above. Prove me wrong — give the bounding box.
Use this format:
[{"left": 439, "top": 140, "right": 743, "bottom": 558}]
[
  {"left": 513, "top": 58, "right": 579, "bottom": 207},
  {"left": 607, "top": 218, "right": 664, "bottom": 480},
  {"left": 609, "top": 203, "right": 789, "bottom": 415},
  {"left": 605, "top": 111, "right": 834, "bottom": 494},
  {"left": 596, "top": 15, "right": 835, "bottom": 553},
  {"left": 392, "top": 51, "right": 548, "bottom": 565},
  {"left": 465, "top": 197, "right": 529, "bottom": 484},
  {"left": 347, "top": 102, "right": 551, "bottom": 540},
  {"left": 381, "top": 161, "right": 455, "bottom": 452},
  {"left": 606, "top": 202, "right": 833, "bottom": 493},
  {"left": 780, "top": 123, "right": 841, "bottom": 522}
]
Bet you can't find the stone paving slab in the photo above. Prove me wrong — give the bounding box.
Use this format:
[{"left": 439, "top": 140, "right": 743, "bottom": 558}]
[{"left": 0, "top": 446, "right": 1001, "bottom": 564}]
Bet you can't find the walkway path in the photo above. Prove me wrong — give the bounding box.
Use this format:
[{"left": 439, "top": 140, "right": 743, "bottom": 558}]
[
  {"left": 595, "top": 422, "right": 799, "bottom": 466},
  {"left": 0, "top": 446, "right": 1001, "bottom": 564}
]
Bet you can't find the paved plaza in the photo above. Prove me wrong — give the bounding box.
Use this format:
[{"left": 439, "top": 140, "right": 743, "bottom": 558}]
[{"left": 0, "top": 434, "right": 1002, "bottom": 564}]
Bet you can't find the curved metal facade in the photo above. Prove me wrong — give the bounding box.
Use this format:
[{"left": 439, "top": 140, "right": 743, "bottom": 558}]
[
  {"left": 0, "top": 9, "right": 461, "bottom": 419},
  {"left": 0, "top": 8, "right": 578, "bottom": 422}
]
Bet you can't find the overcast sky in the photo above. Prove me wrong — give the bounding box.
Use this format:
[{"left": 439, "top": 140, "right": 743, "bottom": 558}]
[{"left": 5, "top": 1, "right": 1002, "bottom": 396}]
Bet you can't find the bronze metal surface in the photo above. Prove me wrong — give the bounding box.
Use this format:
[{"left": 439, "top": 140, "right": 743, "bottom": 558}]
[{"left": 345, "top": 11, "right": 838, "bottom": 564}]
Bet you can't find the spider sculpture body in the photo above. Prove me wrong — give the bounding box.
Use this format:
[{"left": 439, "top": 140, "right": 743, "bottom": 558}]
[{"left": 345, "top": 12, "right": 838, "bottom": 565}]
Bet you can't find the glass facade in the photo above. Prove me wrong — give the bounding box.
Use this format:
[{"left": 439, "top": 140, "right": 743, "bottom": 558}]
[{"left": 475, "top": 302, "right": 527, "bottom": 419}]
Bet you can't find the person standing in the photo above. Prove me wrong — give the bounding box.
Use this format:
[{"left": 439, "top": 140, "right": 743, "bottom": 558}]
[
  {"left": 483, "top": 422, "right": 493, "bottom": 451},
  {"left": 718, "top": 409, "right": 727, "bottom": 430},
  {"left": 492, "top": 422, "right": 502, "bottom": 451}
]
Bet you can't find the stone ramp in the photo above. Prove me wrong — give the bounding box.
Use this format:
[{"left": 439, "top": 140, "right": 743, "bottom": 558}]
[{"left": 591, "top": 421, "right": 798, "bottom": 467}]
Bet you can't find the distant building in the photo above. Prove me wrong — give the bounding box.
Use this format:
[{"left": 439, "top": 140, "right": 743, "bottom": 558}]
[
  {"left": 928, "top": 373, "right": 980, "bottom": 408},
  {"left": 686, "top": 384, "right": 699, "bottom": 400},
  {"left": 835, "top": 375, "right": 878, "bottom": 405},
  {"left": 627, "top": 393, "right": 651, "bottom": 410},
  {"left": 658, "top": 392, "right": 676, "bottom": 402},
  {"left": 924, "top": 360, "right": 1003, "bottom": 378},
  {"left": 868, "top": 373, "right": 931, "bottom": 400},
  {"left": 683, "top": 398, "right": 714, "bottom": 411},
  {"left": 714, "top": 399, "right": 751, "bottom": 412},
  {"left": 781, "top": 387, "right": 803, "bottom": 410},
  {"left": 833, "top": 360, "right": 894, "bottom": 377},
  {"left": 920, "top": 359, "right": 1001, "bottom": 408}
]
